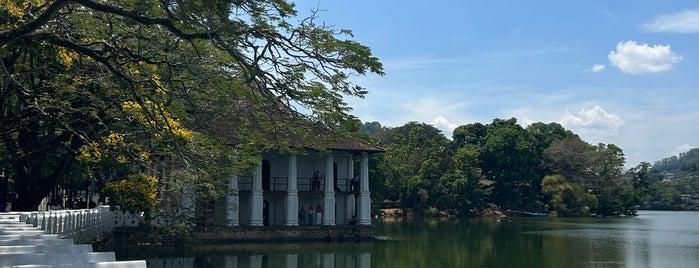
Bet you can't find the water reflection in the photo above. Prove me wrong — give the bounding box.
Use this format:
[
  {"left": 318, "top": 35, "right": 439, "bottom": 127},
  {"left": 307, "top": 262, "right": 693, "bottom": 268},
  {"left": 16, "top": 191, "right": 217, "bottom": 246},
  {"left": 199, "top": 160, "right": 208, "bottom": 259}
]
[
  {"left": 134, "top": 244, "right": 372, "bottom": 268},
  {"left": 120, "top": 211, "right": 699, "bottom": 268}
]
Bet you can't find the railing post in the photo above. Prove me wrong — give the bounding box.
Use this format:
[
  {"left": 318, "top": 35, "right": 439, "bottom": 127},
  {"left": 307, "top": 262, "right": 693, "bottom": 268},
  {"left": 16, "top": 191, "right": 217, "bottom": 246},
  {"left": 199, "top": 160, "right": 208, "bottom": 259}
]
[
  {"left": 5, "top": 207, "right": 122, "bottom": 243},
  {"left": 40, "top": 211, "right": 47, "bottom": 230},
  {"left": 49, "top": 212, "right": 56, "bottom": 234},
  {"left": 57, "top": 211, "right": 64, "bottom": 235}
]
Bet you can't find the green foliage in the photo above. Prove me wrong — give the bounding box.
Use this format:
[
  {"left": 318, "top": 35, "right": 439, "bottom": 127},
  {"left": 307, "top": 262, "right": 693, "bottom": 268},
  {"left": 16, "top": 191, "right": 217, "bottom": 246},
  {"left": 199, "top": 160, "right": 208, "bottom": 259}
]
[
  {"left": 642, "top": 149, "right": 699, "bottom": 210},
  {"left": 542, "top": 175, "right": 596, "bottom": 216},
  {"left": 647, "top": 181, "right": 685, "bottom": 209},
  {"left": 103, "top": 174, "right": 159, "bottom": 219},
  {"left": 480, "top": 118, "right": 540, "bottom": 210},
  {"left": 452, "top": 123, "right": 487, "bottom": 148},
  {"left": 379, "top": 122, "right": 450, "bottom": 213},
  {"left": 1, "top": 0, "right": 382, "bottom": 212},
  {"left": 434, "top": 146, "right": 490, "bottom": 214},
  {"left": 366, "top": 119, "right": 641, "bottom": 217},
  {"left": 542, "top": 137, "right": 591, "bottom": 184},
  {"left": 652, "top": 148, "right": 699, "bottom": 173}
]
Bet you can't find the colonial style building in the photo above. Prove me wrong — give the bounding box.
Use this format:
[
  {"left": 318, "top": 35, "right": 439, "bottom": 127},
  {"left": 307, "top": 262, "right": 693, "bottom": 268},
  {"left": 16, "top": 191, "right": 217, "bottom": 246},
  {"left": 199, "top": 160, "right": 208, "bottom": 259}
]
[{"left": 226, "top": 140, "right": 384, "bottom": 227}]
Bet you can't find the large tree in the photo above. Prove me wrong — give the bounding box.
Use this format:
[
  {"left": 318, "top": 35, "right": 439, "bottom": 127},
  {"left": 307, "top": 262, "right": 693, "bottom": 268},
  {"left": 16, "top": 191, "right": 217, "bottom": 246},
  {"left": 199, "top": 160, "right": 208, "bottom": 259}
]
[
  {"left": 435, "top": 145, "right": 491, "bottom": 214},
  {"left": 542, "top": 137, "right": 592, "bottom": 185},
  {"left": 588, "top": 143, "right": 633, "bottom": 215},
  {"left": 0, "top": 0, "right": 382, "bottom": 210},
  {"left": 480, "top": 118, "right": 539, "bottom": 210},
  {"left": 542, "top": 139, "right": 635, "bottom": 216},
  {"left": 380, "top": 122, "right": 450, "bottom": 214}
]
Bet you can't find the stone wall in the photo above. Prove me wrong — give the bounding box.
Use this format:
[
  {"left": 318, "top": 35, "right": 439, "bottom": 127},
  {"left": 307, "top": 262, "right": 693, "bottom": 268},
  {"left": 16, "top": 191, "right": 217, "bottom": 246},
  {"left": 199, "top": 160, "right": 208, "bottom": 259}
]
[{"left": 194, "top": 225, "right": 374, "bottom": 243}]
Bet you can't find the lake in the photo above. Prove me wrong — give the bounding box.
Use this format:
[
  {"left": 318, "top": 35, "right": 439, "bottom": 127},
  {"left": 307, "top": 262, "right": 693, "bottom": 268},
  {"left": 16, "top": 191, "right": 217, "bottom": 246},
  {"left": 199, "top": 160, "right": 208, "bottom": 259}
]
[{"left": 120, "top": 210, "right": 699, "bottom": 267}]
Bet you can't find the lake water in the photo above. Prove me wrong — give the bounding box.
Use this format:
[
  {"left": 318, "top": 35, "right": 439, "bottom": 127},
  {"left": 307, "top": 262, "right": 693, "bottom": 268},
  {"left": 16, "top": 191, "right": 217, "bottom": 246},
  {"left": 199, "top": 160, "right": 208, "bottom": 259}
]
[{"left": 121, "top": 210, "right": 699, "bottom": 267}]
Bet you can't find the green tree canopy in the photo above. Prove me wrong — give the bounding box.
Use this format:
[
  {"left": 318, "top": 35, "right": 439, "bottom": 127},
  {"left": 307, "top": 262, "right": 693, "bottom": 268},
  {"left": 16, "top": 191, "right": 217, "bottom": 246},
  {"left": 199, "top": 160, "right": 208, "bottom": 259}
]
[
  {"left": 379, "top": 122, "right": 450, "bottom": 213},
  {"left": 480, "top": 118, "right": 539, "bottom": 210},
  {"left": 0, "top": 0, "right": 383, "bottom": 210}
]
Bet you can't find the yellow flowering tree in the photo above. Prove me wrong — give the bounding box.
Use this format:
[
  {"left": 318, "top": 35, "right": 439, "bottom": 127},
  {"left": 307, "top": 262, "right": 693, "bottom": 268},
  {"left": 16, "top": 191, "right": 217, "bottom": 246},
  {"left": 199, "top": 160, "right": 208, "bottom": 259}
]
[
  {"left": 0, "top": 0, "right": 382, "bottom": 213},
  {"left": 103, "top": 174, "right": 158, "bottom": 219}
]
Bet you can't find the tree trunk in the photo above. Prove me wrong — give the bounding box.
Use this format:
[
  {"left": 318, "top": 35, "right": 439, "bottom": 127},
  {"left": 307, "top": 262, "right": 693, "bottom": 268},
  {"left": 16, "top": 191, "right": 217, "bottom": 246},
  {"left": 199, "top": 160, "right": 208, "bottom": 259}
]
[{"left": 11, "top": 160, "right": 60, "bottom": 211}]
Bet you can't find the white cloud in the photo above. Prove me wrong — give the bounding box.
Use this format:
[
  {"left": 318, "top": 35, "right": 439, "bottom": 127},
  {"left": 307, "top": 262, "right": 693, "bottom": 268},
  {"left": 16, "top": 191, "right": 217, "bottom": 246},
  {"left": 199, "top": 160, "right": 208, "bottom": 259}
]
[
  {"left": 560, "top": 105, "right": 623, "bottom": 132},
  {"left": 590, "top": 64, "right": 606, "bottom": 72},
  {"left": 395, "top": 96, "right": 471, "bottom": 136},
  {"left": 608, "top": 41, "right": 683, "bottom": 74},
  {"left": 430, "top": 116, "right": 459, "bottom": 137},
  {"left": 670, "top": 144, "right": 698, "bottom": 157},
  {"left": 644, "top": 9, "right": 699, "bottom": 33}
]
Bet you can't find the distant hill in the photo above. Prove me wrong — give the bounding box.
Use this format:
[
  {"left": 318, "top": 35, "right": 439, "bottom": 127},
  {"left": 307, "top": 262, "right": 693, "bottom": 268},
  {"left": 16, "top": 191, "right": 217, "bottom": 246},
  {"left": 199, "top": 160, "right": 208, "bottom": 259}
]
[
  {"left": 644, "top": 148, "right": 699, "bottom": 210},
  {"left": 649, "top": 148, "right": 699, "bottom": 183}
]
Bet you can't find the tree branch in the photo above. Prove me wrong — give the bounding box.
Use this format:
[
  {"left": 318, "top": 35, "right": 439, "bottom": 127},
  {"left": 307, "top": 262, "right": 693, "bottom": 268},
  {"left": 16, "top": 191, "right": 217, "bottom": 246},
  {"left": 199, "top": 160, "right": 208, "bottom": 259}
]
[{"left": 0, "top": 0, "right": 71, "bottom": 46}]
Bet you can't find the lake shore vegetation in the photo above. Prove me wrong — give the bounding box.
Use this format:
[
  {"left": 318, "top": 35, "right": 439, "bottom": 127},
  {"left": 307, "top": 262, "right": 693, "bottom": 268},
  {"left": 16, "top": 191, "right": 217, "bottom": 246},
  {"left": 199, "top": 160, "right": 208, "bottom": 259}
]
[{"left": 361, "top": 120, "right": 691, "bottom": 218}]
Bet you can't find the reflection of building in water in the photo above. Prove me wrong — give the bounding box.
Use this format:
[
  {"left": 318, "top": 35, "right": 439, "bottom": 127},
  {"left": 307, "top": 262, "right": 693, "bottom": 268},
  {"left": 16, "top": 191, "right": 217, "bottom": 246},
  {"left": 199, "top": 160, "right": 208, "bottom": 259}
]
[
  {"left": 146, "top": 257, "right": 195, "bottom": 268},
  {"left": 146, "top": 252, "right": 372, "bottom": 268}
]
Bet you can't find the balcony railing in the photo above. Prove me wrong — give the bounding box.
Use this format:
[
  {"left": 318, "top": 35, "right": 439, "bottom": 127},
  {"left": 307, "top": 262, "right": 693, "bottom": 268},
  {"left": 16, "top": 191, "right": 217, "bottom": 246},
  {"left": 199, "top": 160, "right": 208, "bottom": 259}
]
[{"left": 238, "top": 177, "right": 357, "bottom": 193}]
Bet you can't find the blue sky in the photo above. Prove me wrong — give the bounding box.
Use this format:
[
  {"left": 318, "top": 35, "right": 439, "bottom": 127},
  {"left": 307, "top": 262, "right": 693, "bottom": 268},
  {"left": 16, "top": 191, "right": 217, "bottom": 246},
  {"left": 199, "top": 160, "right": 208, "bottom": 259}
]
[{"left": 294, "top": 1, "right": 699, "bottom": 168}]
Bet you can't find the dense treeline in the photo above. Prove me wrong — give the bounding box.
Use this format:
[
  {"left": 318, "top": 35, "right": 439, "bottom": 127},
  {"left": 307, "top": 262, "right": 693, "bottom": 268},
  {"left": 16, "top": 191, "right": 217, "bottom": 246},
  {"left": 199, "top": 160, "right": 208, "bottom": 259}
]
[
  {"left": 642, "top": 148, "right": 699, "bottom": 210},
  {"left": 361, "top": 119, "right": 648, "bottom": 217}
]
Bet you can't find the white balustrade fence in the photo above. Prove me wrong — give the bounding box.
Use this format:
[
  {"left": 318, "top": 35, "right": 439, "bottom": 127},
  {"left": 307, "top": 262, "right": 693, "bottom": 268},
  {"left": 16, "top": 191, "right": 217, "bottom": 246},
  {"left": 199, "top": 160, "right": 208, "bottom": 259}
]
[{"left": 17, "top": 206, "right": 129, "bottom": 244}]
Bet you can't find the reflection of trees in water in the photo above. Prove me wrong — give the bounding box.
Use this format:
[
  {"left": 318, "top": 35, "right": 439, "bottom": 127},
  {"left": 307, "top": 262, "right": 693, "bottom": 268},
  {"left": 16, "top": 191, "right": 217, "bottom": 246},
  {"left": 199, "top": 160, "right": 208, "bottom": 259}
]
[
  {"left": 485, "top": 218, "right": 626, "bottom": 268},
  {"left": 128, "top": 242, "right": 374, "bottom": 268},
  {"left": 145, "top": 252, "right": 373, "bottom": 268},
  {"left": 372, "top": 217, "right": 501, "bottom": 268},
  {"left": 132, "top": 213, "right": 698, "bottom": 268}
]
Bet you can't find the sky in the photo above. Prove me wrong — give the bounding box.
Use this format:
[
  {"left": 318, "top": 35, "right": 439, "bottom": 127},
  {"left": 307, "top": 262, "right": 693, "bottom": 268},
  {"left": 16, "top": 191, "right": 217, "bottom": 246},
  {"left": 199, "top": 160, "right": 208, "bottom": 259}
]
[{"left": 293, "top": 0, "right": 699, "bottom": 169}]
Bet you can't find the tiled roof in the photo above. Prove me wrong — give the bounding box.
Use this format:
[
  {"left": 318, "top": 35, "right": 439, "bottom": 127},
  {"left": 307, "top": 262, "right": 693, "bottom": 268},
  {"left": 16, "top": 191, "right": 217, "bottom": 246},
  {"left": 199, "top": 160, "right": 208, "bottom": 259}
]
[{"left": 324, "top": 139, "right": 385, "bottom": 153}]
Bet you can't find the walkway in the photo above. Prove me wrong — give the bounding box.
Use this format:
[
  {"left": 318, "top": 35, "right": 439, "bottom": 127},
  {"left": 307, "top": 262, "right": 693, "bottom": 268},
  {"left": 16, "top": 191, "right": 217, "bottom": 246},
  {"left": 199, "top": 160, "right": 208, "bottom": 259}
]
[{"left": 0, "top": 209, "right": 146, "bottom": 267}]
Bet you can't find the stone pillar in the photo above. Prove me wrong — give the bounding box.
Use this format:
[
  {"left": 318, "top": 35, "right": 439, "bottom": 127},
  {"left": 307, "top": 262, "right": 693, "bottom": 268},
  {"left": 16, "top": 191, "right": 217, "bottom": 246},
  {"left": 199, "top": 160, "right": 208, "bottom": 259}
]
[
  {"left": 227, "top": 174, "right": 240, "bottom": 226},
  {"left": 358, "top": 152, "right": 371, "bottom": 225},
  {"left": 224, "top": 256, "right": 238, "bottom": 267},
  {"left": 250, "top": 163, "right": 264, "bottom": 226},
  {"left": 359, "top": 252, "right": 372, "bottom": 268},
  {"left": 182, "top": 182, "right": 195, "bottom": 223},
  {"left": 250, "top": 255, "right": 262, "bottom": 268},
  {"left": 322, "top": 253, "right": 335, "bottom": 268},
  {"left": 284, "top": 254, "right": 298, "bottom": 268},
  {"left": 322, "top": 155, "right": 336, "bottom": 225},
  {"left": 286, "top": 154, "right": 299, "bottom": 226}
]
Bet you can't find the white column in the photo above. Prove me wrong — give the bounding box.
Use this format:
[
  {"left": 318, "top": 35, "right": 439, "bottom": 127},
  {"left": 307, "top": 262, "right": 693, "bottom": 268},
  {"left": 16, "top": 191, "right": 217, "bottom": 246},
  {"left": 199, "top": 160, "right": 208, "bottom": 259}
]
[
  {"left": 250, "top": 255, "right": 262, "bottom": 268},
  {"left": 346, "top": 157, "right": 355, "bottom": 223},
  {"left": 322, "top": 253, "right": 335, "bottom": 268},
  {"left": 284, "top": 254, "right": 298, "bottom": 268},
  {"left": 286, "top": 154, "right": 299, "bottom": 226},
  {"left": 359, "top": 252, "right": 372, "bottom": 268},
  {"left": 225, "top": 256, "right": 238, "bottom": 267},
  {"left": 227, "top": 174, "right": 240, "bottom": 226},
  {"left": 182, "top": 183, "right": 195, "bottom": 222},
  {"left": 322, "top": 155, "right": 336, "bottom": 225},
  {"left": 250, "top": 163, "right": 264, "bottom": 226},
  {"left": 358, "top": 152, "right": 371, "bottom": 225}
]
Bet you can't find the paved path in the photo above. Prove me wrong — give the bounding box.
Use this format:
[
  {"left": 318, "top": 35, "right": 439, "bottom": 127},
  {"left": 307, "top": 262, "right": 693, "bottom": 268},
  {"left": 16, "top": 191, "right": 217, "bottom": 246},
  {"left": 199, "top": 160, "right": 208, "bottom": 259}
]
[{"left": 0, "top": 213, "right": 146, "bottom": 267}]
